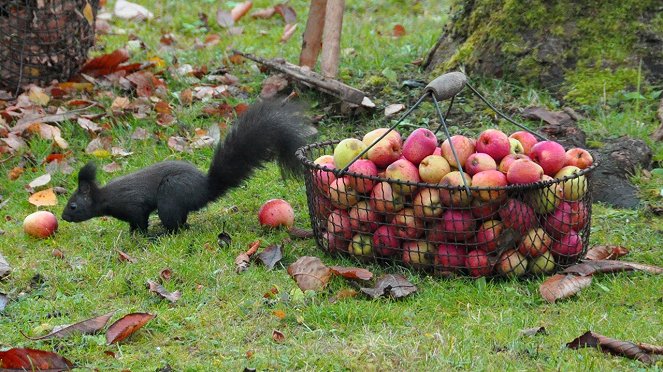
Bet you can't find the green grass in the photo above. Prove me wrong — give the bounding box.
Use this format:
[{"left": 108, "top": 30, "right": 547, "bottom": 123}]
[{"left": 1, "top": 0, "right": 662, "bottom": 370}]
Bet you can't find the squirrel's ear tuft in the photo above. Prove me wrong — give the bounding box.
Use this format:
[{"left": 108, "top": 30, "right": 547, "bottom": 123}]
[{"left": 78, "top": 162, "right": 97, "bottom": 183}]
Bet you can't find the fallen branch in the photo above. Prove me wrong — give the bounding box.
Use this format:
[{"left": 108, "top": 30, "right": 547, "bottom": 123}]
[{"left": 233, "top": 50, "right": 374, "bottom": 108}]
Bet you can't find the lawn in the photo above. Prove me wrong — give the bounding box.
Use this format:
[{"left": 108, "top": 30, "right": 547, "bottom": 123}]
[{"left": 1, "top": 0, "right": 662, "bottom": 370}]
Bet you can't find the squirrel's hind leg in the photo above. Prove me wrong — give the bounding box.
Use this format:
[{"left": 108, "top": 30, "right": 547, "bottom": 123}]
[{"left": 157, "top": 199, "right": 189, "bottom": 232}]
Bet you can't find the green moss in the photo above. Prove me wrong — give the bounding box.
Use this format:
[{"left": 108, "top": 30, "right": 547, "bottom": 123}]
[
  {"left": 362, "top": 75, "right": 388, "bottom": 89},
  {"left": 563, "top": 67, "right": 639, "bottom": 105}
]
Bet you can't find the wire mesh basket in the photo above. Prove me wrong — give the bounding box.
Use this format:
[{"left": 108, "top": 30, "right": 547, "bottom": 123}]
[
  {"left": 296, "top": 72, "right": 598, "bottom": 278},
  {"left": 0, "top": 0, "right": 99, "bottom": 95}
]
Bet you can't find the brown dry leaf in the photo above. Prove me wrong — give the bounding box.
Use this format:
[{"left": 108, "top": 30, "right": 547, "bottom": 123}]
[
  {"left": 539, "top": 274, "right": 593, "bottom": 303},
  {"left": 584, "top": 246, "right": 630, "bottom": 261},
  {"left": 28, "top": 188, "right": 57, "bottom": 206},
  {"left": 329, "top": 288, "right": 359, "bottom": 303},
  {"left": 28, "top": 173, "right": 51, "bottom": 189},
  {"left": 272, "top": 309, "right": 286, "bottom": 320},
  {"left": 287, "top": 256, "right": 332, "bottom": 291},
  {"left": 567, "top": 331, "right": 657, "bottom": 364},
  {"left": 563, "top": 260, "right": 663, "bottom": 276},
  {"left": 159, "top": 268, "right": 172, "bottom": 281},
  {"left": 111, "top": 96, "right": 131, "bottom": 111},
  {"left": 31, "top": 123, "right": 68, "bottom": 149},
  {"left": 127, "top": 71, "right": 166, "bottom": 98},
  {"left": 52, "top": 249, "right": 65, "bottom": 259},
  {"left": 80, "top": 49, "right": 131, "bottom": 77},
  {"left": 260, "top": 74, "right": 289, "bottom": 98},
  {"left": 231, "top": 1, "right": 253, "bottom": 21},
  {"left": 154, "top": 101, "right": 172, "bottom": 114},
  {"left": 147, "top": 280, "right": 181, "bottom": 303},
  {"left": 385, "top": 103, "right": 405, "bottom": 118},
  {"left": 251, "top": 7, "right": 275, "bottom": 19},
  {"left": 102, "top": 162, "right": 122, "bottom": 173},
  {"left": 256, "top": 244, "right": 283, "bottom": 270},
  {"left": 180, "top": 88, "right": 193, "bottom": 106},
  {"left": 106, "top": 312, "right": 155, "bottom": 344},
  {"left": 216, "top": 8, "right": 234, "bottom": 28},
  {"left": 274, "top": 3, "right": 296, "bottom": 23},
  {"left": 167, "top": 136, "right": 189, "bottom": 152},
  {"left": 520, "top": 326, "right": 547, "bottom": 337},
  {"left": 83, "top": 1, "right": 94, "bottom": 26},
  {"left": 288, "top": 226, "right": 314, "bottom": 239},
  {"left": 22, "top": 311, "right": 115, "bottom": 340},
  {"left": 77, "top": 117, "right": 102, "bottom": 133},
  {"left": 9, "top": 166, "right": 25, "bottom": 180},
  {"left": 131, "top": 127, "right": 149, "bottom": 140},
  {"left": 360, "top": 274, "right": 418, "bottom": 299},
  {"left": 638, "top": 343, "right": 663, "bottom": 355},
  {"left": 85, "top": 137, "right": 112, "bottom": 156},
  {"left": 330, "top": 266, "right": 373, "bottom": 281},
  {"left": 28, "top": 86, "right": 50, "bottom": 106},
  {"left": 393, "top": 24, "right": 406, "bottom": 37},
  {"left": 117, "top": 249, "right": 137, "bottom": 263},
  {"left": 272, "top": 330, "right": 285, "bottom": 343},
  {"left": 235, "top": 240, "right": 261, "bottom": 273},
  {"left": 0, "top": 348, "right": 73, "bottom": 370},
  {"left": 280, "top": 23, "right": 297, "bottom": 43}
]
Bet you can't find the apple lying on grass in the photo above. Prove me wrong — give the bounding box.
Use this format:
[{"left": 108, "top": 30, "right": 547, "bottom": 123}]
[
  {"left": 24, "top": 211, "right": 58, "bottom": 238},
  {"left": 258, "top": 199, "right": 294, "bottom": 228}
]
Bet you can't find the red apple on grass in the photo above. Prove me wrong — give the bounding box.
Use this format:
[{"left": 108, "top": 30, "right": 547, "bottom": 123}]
[
  {"left": 402, "top": 128, "right": 438, "bottom": 165},
  {"left": 472, "top": 170, "right": 508, "bottom": 201},
  {"left": 498, "top": 154, "right": 531, "bottom": 174},
  {"left": 529, "top": 140, "right": 566, "bottom": 176},
  {"left": 370, "top": 181, "right": 405, "bottom": 214},
  {"left": 373, "top": 225, "right": 401, "bottom": 256},
  {"left": 413, "top": 188, "right": 443, "bottom": 219},
  {"left": 419, "top": 154, "right": 451, "bottom": 183},
  {"left": 363, "top": 128, "right": 402, "bottom": 168},
  {"left": 565, "top": 148, "right": 594, "bottom": 169},
  {"left": 23, "top": 211, "right": 58, "bottom": 238},
  {"left": 436, "top": 243, "right": 467, "bottom": 271},
  {"left": 475, "top": 219, "right": 504, "bottom": 253},
  {"left": 476, "top": 129, "right": 511, "bottom": 162},
  {"left": 528, "top": 250, "right": 556, "bottom": 274},
  {"left": 465, "top": 152, "right": 497, "bottom": 176},
  {"left": 347, "top": 159, "right": 378, "bottom": 193},
  {"left": 258, "top": 199, "right": 295, "bottom": 228},
  {"left": 440, "top": 135, "right": 475, "bottom": 168},
  {"left": 402, "top": 240, "right": 435, "bottom": 267},
  {"left": 499, "top": 199, "right": 537, "bottom": 235},
  {"left": 384, "top": 158, "right": 421, "bottom": 195},
  {"left": 391, "top": 208, "right": 425, "bottom": 239},
  {"left": 506, "top": 159, "right": 544, "bottom": 184},
  {"left": 439, "top": 171, "right": 473, "bottom": 207},
  {"left": 466, "top": 249, "right": 492, "bottom": 277},
  {"left": 497, "top": 249, "right": 528, "bottom": 277},
  {"left": 517, "top": 228, "right": 552, "bottom": 258},
  {"left": 509, "top": 131, "right": 538, "bottom": 155},
  {"left": 333, "top": 138, "right": 367, "bottom": 169}
]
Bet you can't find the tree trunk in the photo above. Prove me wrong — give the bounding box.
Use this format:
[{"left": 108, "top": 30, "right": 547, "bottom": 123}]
[{"left": 424, "top": 0, "right": 663, "bottom": 105}]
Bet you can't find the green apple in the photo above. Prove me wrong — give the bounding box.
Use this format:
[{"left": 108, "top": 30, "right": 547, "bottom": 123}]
[
  {"left": 349, "top": 233, "right": 373, "bottom": 256},
  {"left": 333, "top": 138, "right": 367, "bottom": 169},
  {"left": 530, "top": 175, "right": 560, "bottom": 214},
  {"left": 554, "top": 166, "right": 587, "bottom": 201},
  {"left": 528, "top": 250, "right": 556, "bottom": 274},
  {"left": 497, "top": 249, "right": 528, "bottom": 277}
]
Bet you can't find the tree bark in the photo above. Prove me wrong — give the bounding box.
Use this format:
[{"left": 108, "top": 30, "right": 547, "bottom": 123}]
[
  {"left": 299, "top": 0, "right": 327, "bottom": 68},
  {"left": 320, "top": 0, "right": 345, "bottom": 78}
]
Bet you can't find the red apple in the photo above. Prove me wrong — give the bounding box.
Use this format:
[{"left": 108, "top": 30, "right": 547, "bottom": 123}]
[
  {"left": 323, "top": 231, "right": 349, "bottom": 253},
  {"left": 313, "top": 154, "right": 335, "bottom": 167},
  {"left": 439, "top": 171, "right": 472, "bottom": 207},
  {"left": 373, "top": 225, "right": 401, "bottom": 256},
  {"left": 391, "top": 207, "right": 425, "bottom": 239},
  {"left": 328, "top": 177, "right": 360, "bottom": 208},
  {"left": 402, "top": 240, "right": 435, "bottom": 267},
  {"left": 370, "top": 181, "right": 405, "bottom": 214},
  {"left": 363, "top": 127, "right": 402, "bottom": 147},
  {"left": 554, "top": 165, "right": 587, "bottom": 201},
  {"left": 258, "top": 199, "right": 295, "bottom": 228},
  {"left": 470, "top": 198, "right": 500, "bottom": 220},
  {"left": 465, "top": 152, "right": 497, "bottom": 176},
  {"left": 413, "top": 188, "right": 443, "bottom": 219},
  {"left": 517, "top": 227, "right": 552, "bottom": 258},
  {"left": 23, "top": 211, "right": 58, "bottom": 238},
  {"left": 543, "top": 201, "right": 588, "bottom": 238},
  {"left": 384, "top": 158, "right": 421, "bottom": 195},
  {"left": 326, "top": 209, "right": 353, "bottom": 239},
  {"left": 497, "top": 249, "right": 528, "bottom": 277},
  {"left": 498, "top": 154, "right": 531, "bottom": 174},
  {"left": 476, "top": 129, "right": 511, "bottom": 162},
  {"left": 347, "top": 159, "right": 378, "bottom": 193},
  {"left": 433, "top": 147, "right": 442, "bottom": 156},
  {"left": 437, "top": 209, "right": 476, "bottom": 242},
  {"left": 418, "top": 154, "right": 451, "bottom": 183},
  {"left": 565, "top": 148, "right": 594, "bottom": 169},
  {"left": 475, "top": 219, "right": 503, "bottom": 253},
  {"left": 509, "top": 131, "right": 538, "bottom": 155},
  {"left": 550, "top": 230, "right": 583, "bottom": 263},
  {"left": 506, "top": 159, "right": 544, "bottom": 184},
  {"left": 498, "top": 199, "right": 536, "bottom": 235},
  {"left": 363, "top": 128, "right": 402, "bottom": 168},
  {"left": 402, "top": 128, "right": 438, "bottom": 165},
  {"left": 348, "top": 200, "right": 380, "bottom": 233},
  {"left": 471, "top": 170, "right": 508, "bottom": 201},
  {"left": 312, "top": 195, "right": 334, "bottom": 221},
  {"left": 529, "top": 140, "right": 566, "bottom": 176},
  {"left": 313, "top": 165, "right": 337, "bottom": 194},
  {"left": 436, "top": 243, "right": 466, "bottom": 271},
  {"left": 466, "top": 249, "right": 492, "bottom": 277},
  {"left": 333, "top": 138, "right": 367, "bottom": 169},
  {"left": 440, "top": 135, "right": 475, "bottom": 168}
]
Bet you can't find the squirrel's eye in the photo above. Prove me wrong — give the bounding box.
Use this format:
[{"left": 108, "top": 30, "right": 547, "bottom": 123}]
[{"left": 70, "top": 203, "right": 77, "bottom": 210}]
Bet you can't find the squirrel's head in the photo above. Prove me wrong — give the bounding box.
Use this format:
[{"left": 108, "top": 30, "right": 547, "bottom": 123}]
[{"left": 62, "top": 162, "right": 100, "bottom": 222}]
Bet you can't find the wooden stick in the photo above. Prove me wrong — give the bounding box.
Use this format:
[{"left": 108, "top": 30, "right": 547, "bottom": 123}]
[
  {"left": 320, "top": 0, "right": 345, "bottom": 78},
  {"left": 233, "top": 50, "right": 373, "bottom": 107},
  {"left": 299, "top": 0, "right": 327, "bottom": 68}
]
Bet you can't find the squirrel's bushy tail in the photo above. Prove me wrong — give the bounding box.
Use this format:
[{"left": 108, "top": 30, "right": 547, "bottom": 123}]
[{"left": 206, "top": 99, "right": 314, "bottom": 201}]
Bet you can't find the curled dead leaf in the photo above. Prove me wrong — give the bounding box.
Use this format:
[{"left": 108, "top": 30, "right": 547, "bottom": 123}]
[
  {"left": 22, "top": 311, "right": 115, "bottom": 340},
  {"left": 564, "top": 260, "right": 663, "bottom": 276},
  {"left": 567, "top": 331, "right": 657, "bottom": 364},
  {"left": 330, "top": 266, "right": 373, "bottom": 281},
  {"left": 287, "top": 256, "right": 332, "bottom": 291},
  {"left": 106, "top": 312, "right": 155, "bottom": 344},
  {"left": 147, "top": 280, "right": 181, "bottom": 303},
  {"left": 256, "top": 244, "right": 283, "bottom": 270},
  {"left": 360, "top": 274, "right": 417, "bottom": 299},
  {"left": 0, "top": 348, "right": 73, "bottom": 370},
  {"left": 539, "top": 274, "right": 592, "bottom": 303},
  {"left": 117, "top": 249, "right": 137, "bottom": 263},
  {"left": 584, "top": 245, "right": 629, "bottom": 261},
  {"left": 288, "top": 226, "right": 314, "bottom": 239}
]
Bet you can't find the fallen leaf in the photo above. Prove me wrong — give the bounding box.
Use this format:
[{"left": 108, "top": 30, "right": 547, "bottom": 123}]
[
  {"left": 330, "top": 266, "right": 373, "bottom": 281},
  {"left": 8, "top": 166, "right": 25, "bottom": 180},
  {"left": 77, "top": 117, "right": 101, "bottom": 133},
  {"left": 231, "top": 1, "right": 253, "bottom": 21},
  {"left": 260, "top": 74, "right": 289, "bottom": 98},
  {"left": 83, "top": 1, "right": 94, "bottom": 26},
  {"left": 85, "top": 137, "right": 112, "bottom": 155},
  {"left": 22, "top": 311, "right": 115, "bottom": 340},
  {"left": 180, "top": 89, "right": 193, "bottom": 106},
  {"left": 288, "top": 226, "right": 314, "bottom": 239},
  {"left": 329, "top": 288, "right": 359, "bottom": 303},
  {"left": 102, "top": 162, "right": 122, "bottom": 173},
  {"left": 52, "top": 249, "right": 65, "bottom": 259},
  {"left": 111, "top": 147, "right": 133, "bottom": 157},
  {"left": 159, "top": 268, "right": 172, "bottom": 281},
  {"left": 127, "top": 71, "right": 166, "bottom": 98},
  {"left": 106, "top": 312, "right": 155, "bottom": 344},
  {"left": 520, "top": 326, "right": 547, "bottom": 337},
  {"left": 235, "top": 240, "right": 262, "bottom": 273},
  {"left": 167, "top": 136, "right": 189, "bottom": 152},
  {"left": 117, "top": 249, "right": 137, "bottom": 263},
  {"left": 216, "top": 9, "right": 234, "bottom": 28},
  {"left": 563, "top": 260, "right": 663, "bottom": 276},
  {"left": 0, "top": 348, "right": 73, "bottom": 370},
  {"left": 567, "top": 331, "right": 656, "bottom": 364},
  {"left": 384, "top": 103, "right": 405, "bottom": 117},
  {"left": 251, "top": 7, "right": 275, "bottom": 19},
  {"left": 0, "top": 252, "right": 10, "bottom": 278},
  {"left": 539, "top": 274, "right": 593, "bottom": 303},
  {"left": 31, "top": 123, "right": 69, "bottom": 149},
  {"left": 274, "top": 3, "right": 296, "bottom": 23},
  {"left": 0, "top": 292, "right": 7, "bottom": 311},
  {"left": 522, "top": 106, "right": 572, "bottom": 126},
  {"left": 80, "top": 49, "right": 131, "bottom": 77},
  {"left": 287, "top": 256, "right": 332, "bottom": 291},
  {"left": 147, "top": 280, "right": 181, "bottom": 303},
  {"left": 584, "top": 245, "right": 629, "bottom": 260},
  {"left": 272, "top": 309, "right": 286, "bottom": 320},
  {"left": 393, "top": 24, "right": 406, "bottom": 37},
  {"left": 360, "top": 274, "right": 417, "bottom": 299},
  {"left": 28, "top": 188, "right": 57, "bottom": 206},
  {"left": 154, "top": 101, "right": 172, "bottom": 114},
  {"left": 111, "top": 96, "right": 131, "bottom": 111},
  {"left": 272, "top": 330, "right": 285, "bottom": 343},
  {"left": 638, "top": 343, "right": 663, "bottom": 355},
  {"left": 114, "top": 0, "right": 154, "bottom": 20},
  {"left": 280, "top": 23, "right": 297, "bottom": 43},
  {"left": 131, "top": 127, "right": 149, "bottom": 140},
  {"left": 28, "top": 173, "right": 51, "bottom": 189},
  {"left": 256, "top": 244, "right": 283, "bottom": 270},
  {"left": 28, "top": 86, "right": 50, "bottom": 106}
]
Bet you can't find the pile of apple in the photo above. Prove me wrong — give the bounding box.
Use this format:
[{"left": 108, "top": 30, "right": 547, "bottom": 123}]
[{"left": 310, "top": 125, "right": 594, "bottom": 278}]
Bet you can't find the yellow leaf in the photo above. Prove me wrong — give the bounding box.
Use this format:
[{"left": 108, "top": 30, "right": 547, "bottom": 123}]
[
  {"left": 272, "top": 310, "right": 286, "bottom": 320},
  {"left": 83, "top": 2, "right": 94, "bottom": 26},
  {"left": 148, "top": 56, "right": 166, "bottom": 69},
  {"left": 91, "top": 149, "right": 111, "bottom": 158},
  {"left": 29, "top": 188, "right": 57, "bottom": 206},
  {"left": 28, "top": 86, "right": 50, "bottom": 106}
]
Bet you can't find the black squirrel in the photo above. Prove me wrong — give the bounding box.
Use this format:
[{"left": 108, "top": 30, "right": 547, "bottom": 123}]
[{"left": 62, "top": 100, "right": 314, "bottom": 232}]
